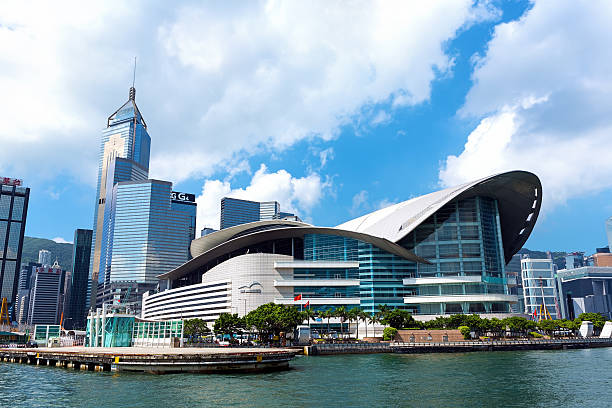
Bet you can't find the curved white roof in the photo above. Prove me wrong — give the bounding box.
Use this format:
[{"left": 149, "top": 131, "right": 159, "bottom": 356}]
[{"left": 337, "top": 171, "right": 542, "bottom": 263}]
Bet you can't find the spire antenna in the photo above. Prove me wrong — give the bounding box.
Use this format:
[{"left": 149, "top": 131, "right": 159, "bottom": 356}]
[{"left": 129, "top": 56, "right": 137, "bottom": 100}]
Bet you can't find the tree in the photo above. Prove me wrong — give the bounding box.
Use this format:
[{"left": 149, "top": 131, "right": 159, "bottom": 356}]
[
  {"left": 503, "top": 316, "right": 536, "bottom": 337},
  {"left": 213, "top": 313, "right": 244, "bottom": 337},
  {"left": 376, "top": 304, "right": 391, "bottom": 322},
  {"left": 334, "top": 306, "right": 348, "bottom": 338},
  {"left": 321, "top": 309, "right": 333, "bottom": 336},
  {"left": 558, "top": 319, "right": 579, "bottom": 335},
  {"left": 183, "top": 318, "right": 211, "bottom": 342},
  {"left": 537, "top": 319, "right": 560, "bottom": 336},
  {"left": 359, "top": 311, "right": 370, "bottom": 338},
  {"left": 575, "top": 313, "right": 607, "bottom": 330},
  {"left": 348, "top": 308, "right": 360, "bottom": 339},
  {"left": 384, "top": 309, "right": 414, "bottom": 329},
  {"left": 488, "top": 318, "right": 505, "bottom": 338},
  {"left": 244, "top": 303, "right": 304, "bottom": 342},
  {"left": 303, "top": 307, "right": 316, "bottom": 332}
]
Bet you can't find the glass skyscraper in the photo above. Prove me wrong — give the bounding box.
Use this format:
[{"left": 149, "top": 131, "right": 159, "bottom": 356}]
[
  {"left": 220, "top": 197, "right": 280, "bottom": 229},
  {"left": 90, "top": 86, "right": 150, "bottom": 306},
  {"left": 67, "top": 229, "right": 92, "bottom": 329},
  {"left": 0, "top": 177, "right": 29, "bottom": 315},
  {"left": 101, "top": 180, "right": 192, "bottom": 284}
]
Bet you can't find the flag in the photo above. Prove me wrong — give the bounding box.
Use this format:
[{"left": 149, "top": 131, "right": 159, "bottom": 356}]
[
  {"left": 294, "top": 294, "right": 302, "bottom": 301},
  {"left": 305, "top": 301, "right": 310, "bottom": 308}
]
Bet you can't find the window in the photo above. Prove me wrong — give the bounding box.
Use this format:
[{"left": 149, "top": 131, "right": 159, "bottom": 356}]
[
  {"left": 438, "top": 244, "right": 459, "bottom": 259},
  {"left": 462, "top": 243, "right": 481, "bottom": 258}
]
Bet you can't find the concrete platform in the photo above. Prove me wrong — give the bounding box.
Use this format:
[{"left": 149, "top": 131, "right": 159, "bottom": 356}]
[{"left": 0, "top": 346, "right": 297, "bottom": 374}]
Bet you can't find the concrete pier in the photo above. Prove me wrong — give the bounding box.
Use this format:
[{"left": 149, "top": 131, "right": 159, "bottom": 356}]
[{"left": 0, "top": 346, "right": 296, "bottom": 374}]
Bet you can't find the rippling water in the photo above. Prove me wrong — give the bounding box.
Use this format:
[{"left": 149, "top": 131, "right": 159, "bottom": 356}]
[{"left": 1, "top": 348, "right": 611, "bottom": 407}]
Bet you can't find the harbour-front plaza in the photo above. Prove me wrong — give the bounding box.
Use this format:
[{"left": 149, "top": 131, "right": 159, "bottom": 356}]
[{"left": 141, "top": 170, "right": 541, "bottom": 328}]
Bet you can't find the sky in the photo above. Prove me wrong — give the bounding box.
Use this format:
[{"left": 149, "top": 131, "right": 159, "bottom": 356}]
[{"left": 2, "top": 0, "right": 612, "bottom": 253}]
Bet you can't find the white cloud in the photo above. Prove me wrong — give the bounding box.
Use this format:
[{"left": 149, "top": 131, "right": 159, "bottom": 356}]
[
  {"left": 351, "top": 190, "right": 369, "bottom": 215},
  {"left": 370, "top": 110, "right": 391, "bottom": 126},
  {"left": 195, "top": 164, "right": 330, "bottom": 232},
  {"left": 440, "top": 0, "right": 612, "bottom": 208},
  {"left": 318, "top": 148, "right": 334, "bottom": 168},
  {"left": 0, "top": 1, "right": 495, "bottom": 186},
  {"left": 52, "top": 237, "right": 72, "bottom": 244}
]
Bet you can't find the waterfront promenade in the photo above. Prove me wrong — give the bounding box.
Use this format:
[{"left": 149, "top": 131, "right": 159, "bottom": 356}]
[{"left": 0, "top": 346, "right": 297, "bottom": 374}]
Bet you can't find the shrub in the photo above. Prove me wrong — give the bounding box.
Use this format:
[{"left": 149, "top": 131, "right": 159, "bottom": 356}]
[
  {"left": 458, "top": 326, "right": 471, "bottom": 340},
  {"left": 383, "top": 327, "right": 398, "bottom": 341},
  {"left": 529, "top": 331, "right": 544, "bottom": 338}
]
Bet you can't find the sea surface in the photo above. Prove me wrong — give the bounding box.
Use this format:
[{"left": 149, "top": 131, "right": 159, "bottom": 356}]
[{"left": 1, "top": 348, "right": 611, "bottom": 407}]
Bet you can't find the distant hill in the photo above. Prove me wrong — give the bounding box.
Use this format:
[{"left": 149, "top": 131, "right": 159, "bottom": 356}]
[
  {"left": 518, "top": 248, "right": 567, "bottom": 270},
  {"left": 20, "top": 236, "right": 73, "bottom": 271}
]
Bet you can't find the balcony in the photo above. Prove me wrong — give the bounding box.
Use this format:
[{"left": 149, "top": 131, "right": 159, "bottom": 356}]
[
  {"left": 403, "top": 276, "right": 482, "bottom": 286},
  {"left": 274, "top": 297, "right": 360, "bottom": 305},
  {"left": 274, "top": 261, "right": 359, "bottom": 269},
  {"left": 404, "top": 294, "right": 518, "bottom": 304}
]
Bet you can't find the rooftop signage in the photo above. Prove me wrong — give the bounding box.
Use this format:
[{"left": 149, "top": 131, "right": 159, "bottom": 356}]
[
  {"left": 171, "top": 191, "right": 195, "bottom": 203},
  {"left": 0, "top": 177, "right": 22, "bottom": 186}
]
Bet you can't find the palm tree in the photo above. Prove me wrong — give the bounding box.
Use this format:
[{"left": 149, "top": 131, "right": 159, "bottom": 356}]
[
  {"left": 372, "top": 312, "right": 382, "bottom": 337},
  {"left": 348, "top": 308, "right": 360, "bottom": 339},
  {"left": 321, "top": 309, "right": 332, "bottom": 337},
  {"left": 334, "top": 306, "right": 348, "bottom": 339},
  {"left": 303, "top": 308, "right": 316, "bottom": 333},
  {"left": 359, "top": 311, "right": 369, "bottom": 339}
]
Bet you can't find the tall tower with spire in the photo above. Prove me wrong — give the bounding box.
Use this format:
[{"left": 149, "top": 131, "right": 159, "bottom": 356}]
[{"left": 89, "top": 84, "right": 151, "bottom": 307}]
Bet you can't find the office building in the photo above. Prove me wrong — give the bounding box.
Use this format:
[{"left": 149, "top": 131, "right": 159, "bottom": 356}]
[
  {"left": 593, "top": 253, "right": 612, "bottom": 267},
  {"left": 565, "top": 252, "right": 585, "bottom": 269},
  {"left": 38, "top": 249, "right": 51, "bottom": 267},
  {"left": 556, "top": 267, "right": 612, "bottom": 319},
  {"left": 171, "top": 191, "right": 197, "bottom": 245},
  {"left": 90, "top": 86, "right": 150, "bottom": 307},
  {"left": 607, "top": 216, "right": 612, "bottom": 252},
  {"left": 142, "top": 171, "right": 541, "bottom": 324},
  {"left": 101, "top": 180, "right": 193, "bottom": 285},
  {"left": 520, "top": 258, "right": 560, "bottom": 319},
  {"left": 66, "top": 229, "right": 92, "bottom": 329},
  {"left": 15, "top": 261, "right": 40, "bottom": 324},
  {"left": 0, "top": 176, "right": 30, "bottom": 317},
  {"left": 220, "top": 198, "right": 281, "bottom": 229},
  {"left": 27, "top": 262, "right": 64, "bottom": 325}
]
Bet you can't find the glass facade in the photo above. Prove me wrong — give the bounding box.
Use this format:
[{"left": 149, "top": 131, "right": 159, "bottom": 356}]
[
  {"left": 0, "top": 182, "right": 29, "bottom": 310},
  {"left": 521, "top": 258, "right": 559, "bottom": 319},
  {"left": 220, "top": 197, "right": 281, "bottom": 229},
  {"left": 67, "top": 229, "right": 92, "bottom": 329},
  {"left": 90, "top": 88, "right": 151, "bottom": 306},
  {"left": 103, "top": 180, "right": 192, "bottom": 284}
]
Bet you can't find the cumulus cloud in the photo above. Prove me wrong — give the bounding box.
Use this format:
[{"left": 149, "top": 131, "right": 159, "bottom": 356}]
[
  {"left": 440, "top": 0, "right": 612, "bottom": 208},
  {"left": 195, "top": 164, "right": 330, "bottom": 232},
  {"left": 0, "top": 1, "right": 496, "bottom": 186}
]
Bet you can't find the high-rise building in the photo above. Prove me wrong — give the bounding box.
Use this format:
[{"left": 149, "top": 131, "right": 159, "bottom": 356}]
[
  {"left": 0, "top": 176, "right": 29, "bottom": 317},
  {"left": 101, "top": 180, "right": 193, "bottom": 284},
  {"left": 66, "top": 229, "right": 92, "bottom": 329},
  {"left": 220, "top": 197, "right": 281, "bottom": 229},
  {"left": 27, "top": 262, "right": 64, "bottom": 325},
  {"left": 90, "top": 86, "right": 150, "bottom": 308},
  {"left": 201, "top": 227, "right": 218, "bottom": 237},
  {"left": 15, "top": 261, "right": 40, "bottom": 325},
  {"left": 171, "top": 191, "right": 197, "bottom": 245},
  {"left": 38, "top": 249, "right": 51, "bottom": 267},
  {"left": 565, "top": 252, "right": 585, "bottom": 269},
  {"left": 520, "top": 258, "right": 560, "bottom": 319}
]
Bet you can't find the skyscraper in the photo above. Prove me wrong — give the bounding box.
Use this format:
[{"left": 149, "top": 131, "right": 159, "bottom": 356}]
[
  {"left": 520, "top": 258, "right": 559, "bottom": 319},
  {"left": 103, "top": 180, "right": 192, "bottom": 284},
  {"left": 606, "top": 216, "right": 612, "bottom": 252},
  {"left": 220, "top": 197, "right": 281, "bottom": 229},
  {"left": 67, "top": 229, "right": 92, "bottom": 329},
  {"left": 0, "top": 177, "right": 29, "bottom": 317},
  {"left": 38, "top": 249, "right": 51, "bottom": 266},
  {"left": 90, "top": 86, "right": 150, "bottom": 307},
  {"left": 27, "top": 262, "right": 64, "bottom": 325}
]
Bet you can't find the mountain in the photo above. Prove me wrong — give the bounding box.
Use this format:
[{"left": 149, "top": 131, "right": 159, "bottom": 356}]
[
  {"left": 518, "top": 248, "right": 567, "bottom": 270},
  {"left": 20, "top": 236, "right": 74, "bottom": 271}
]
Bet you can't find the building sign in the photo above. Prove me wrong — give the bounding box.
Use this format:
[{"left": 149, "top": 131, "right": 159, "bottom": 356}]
[
  {"left": 171, "top": 191, "right": 195, "bottom": 203},
  {"left": 0, "top": 177, "right": 22, "bottom": 186}
]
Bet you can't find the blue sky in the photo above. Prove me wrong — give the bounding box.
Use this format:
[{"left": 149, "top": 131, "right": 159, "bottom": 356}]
[{"left": 2, "top": 1, "right": 612, "bottom": 253}]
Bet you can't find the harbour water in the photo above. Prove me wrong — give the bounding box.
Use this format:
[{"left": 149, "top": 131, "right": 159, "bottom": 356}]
[{"left": 1, "top": 348, "right": 611, "bottom": 407}]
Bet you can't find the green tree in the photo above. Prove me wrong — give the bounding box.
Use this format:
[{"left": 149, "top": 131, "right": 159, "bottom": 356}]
[
  {"left": 383, "top": 327, "right": 398, "bottom": 341},
  {"left": 384, "top": 309, "right": 414, "bottom": 329},
  {"left": 213, "top": 313, "right": 244, "bottom": 337},
  {"left": 558, "top": 319, "right": 579, "bottom": 335},
  {"left": 575, "top": 313, "right": 607, "bottom": 330},
  {"left": 359, "top": 311, "right": 370, "bottom": 338},
  {"left": 376, "top": 304, "right": 391, "bottom": 321},
  {"left": 303, "top": 307, "right": 316, "bottom": 332},
  {"left": 183, "top": 318, "right": 211, "bottom": 341},
  {"left": 537, "top": 319, "right": 560, "bottom": 336},
  {"left": 347, "top": 308, "right": 361, "bottom": 339},
  {"left": 488, "top": 318, "right": 505, "bottom": 338},
  {"left": 244, "top": 303, "right": 304, "bottom": 342},
  {"left": 334, "top": 306, "right": 349, "bottom": 339},
  {"left": 321, "top": 309, "right": 333, "bottom": 337}
]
